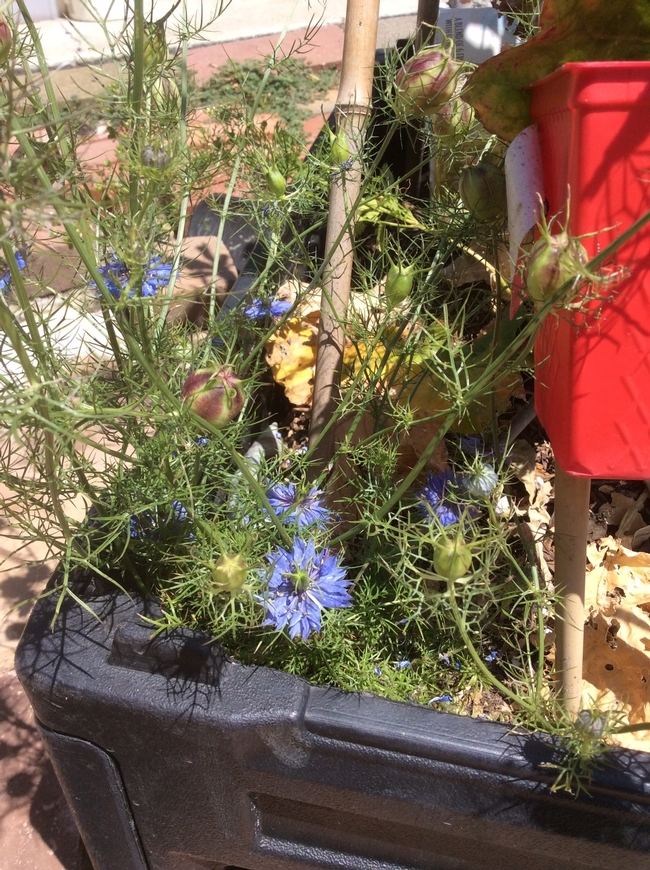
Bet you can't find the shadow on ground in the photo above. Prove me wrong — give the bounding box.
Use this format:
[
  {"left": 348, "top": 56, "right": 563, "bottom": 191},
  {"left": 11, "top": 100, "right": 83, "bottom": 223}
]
[{"left": 0, "top": 671, "right": 82, "bottom": 869}]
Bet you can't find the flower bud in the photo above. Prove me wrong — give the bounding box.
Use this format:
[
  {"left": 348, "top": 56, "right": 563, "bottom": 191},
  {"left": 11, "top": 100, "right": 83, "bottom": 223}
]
[
  {"left": 385, "top": 263, "right": 414, "bottom": 307},
  {"left": 265, "top": 167, "right": 286, "bottom": 198},
  {"left": 395, "top": 46, "right": 461, "bottom": 119},
  {"left": 211, "top": 553, "right": 248, "bottom": 592},
  {"left": 0, "top": 18, "right": 11, "bottom": 66},
  {"left": 141, "top": 145, "right": 156, "bottom": 166},
  {"left": 142, "top": 145, "right": 170, "bottom": 169},
  {"left": 525, "top": 231, "right": 588, "bottom": 306},
  {"left": 458, "top": 161, "right": 507, "bottom": 223},
  {"left": 143, "top": 21, "right": 167, "bottom": 68},
  {"left": 181, "top": 366, "right": 245, "bottom": 429},
  {"left": 433, "top": 536, "right": 472, "bottom": 581}
]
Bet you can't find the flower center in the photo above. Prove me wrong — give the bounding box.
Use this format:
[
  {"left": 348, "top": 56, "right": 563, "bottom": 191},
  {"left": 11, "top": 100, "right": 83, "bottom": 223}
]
[{"left": 288, "top": 567, "right": 311, "bottom": 592}]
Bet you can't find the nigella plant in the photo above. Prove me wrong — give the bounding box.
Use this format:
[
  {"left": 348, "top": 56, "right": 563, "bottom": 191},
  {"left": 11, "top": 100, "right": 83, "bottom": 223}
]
[
  {"left": 244, "top": 296, "right": 293, "bottom": 321},
  {"left": 0, "top": 250, "right": 26, "bottom": 293},
  {"left": 462, "top": 463, "right": 499, "bottom": 500},
  {"left": 91, "top": 255, "right": 172, "bottom": 299},
  {"left": 418, "top": 470, "right": 461, "bottom": 527},
  {"left": 258, "top": 538, "right": 352, "bottom": 641},
  {"left": 129, "top": 501, "right": 191, "bottom": 541},
  {"left": 266, "top": 483, "right": 331, "bottom": 528}
]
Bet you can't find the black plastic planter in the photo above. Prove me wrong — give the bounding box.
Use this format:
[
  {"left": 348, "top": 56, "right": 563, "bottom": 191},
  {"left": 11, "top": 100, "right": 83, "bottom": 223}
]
[{"left": 15, "top": 574, "right": 650, "bottom": 870}]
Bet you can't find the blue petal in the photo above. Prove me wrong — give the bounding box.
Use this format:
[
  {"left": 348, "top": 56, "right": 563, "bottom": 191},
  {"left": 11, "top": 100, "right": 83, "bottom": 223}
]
[
  {"left": 244, "top": 299, "right": 269, "bottom": 320},
  {"left": 269, "top": 299, "right": 292, "bottom": 318}
]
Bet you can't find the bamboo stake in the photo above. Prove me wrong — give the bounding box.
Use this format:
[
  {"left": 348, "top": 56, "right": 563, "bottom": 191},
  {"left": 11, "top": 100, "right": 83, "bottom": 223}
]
[
  {"left": 553, "top": 462, "right": 591, "bottom": 717},
  {"left": 308, "top": 0, "right": 381, "bottom": 470}
]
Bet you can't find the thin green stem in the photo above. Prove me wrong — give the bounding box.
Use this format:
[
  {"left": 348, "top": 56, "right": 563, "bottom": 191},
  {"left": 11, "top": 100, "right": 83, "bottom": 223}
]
[{"left": 130, "top": 0, "right": 146, "bottom": 217}]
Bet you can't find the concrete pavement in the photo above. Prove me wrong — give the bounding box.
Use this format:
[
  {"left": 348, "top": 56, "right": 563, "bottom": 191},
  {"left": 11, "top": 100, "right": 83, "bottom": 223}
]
[{"left": 32, "top": 0, "right": 419, "bottom": 69}]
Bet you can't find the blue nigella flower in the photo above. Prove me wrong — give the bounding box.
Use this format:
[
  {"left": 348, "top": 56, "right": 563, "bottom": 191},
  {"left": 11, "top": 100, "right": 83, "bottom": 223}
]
[
  {"left": 418, "top": 470, "right": 461, "bottom": 527},
  {"left": 142, "top": 257, "right": 173, "bottom": 297},
  {"left": 258, "top": 538, "right": 352, "bottom": 641},
  {"left": 457, "top": 435, "right": 486, "bottom": 456},
  {"left": 428, "top": 694, "right": 453, "bottom": 705},
  {"left": 484, "top": 650, "right": 500, "bottom": 663},
  {"left": 266, "top": 483, "right": 332, "bottom": 529},
  {"left": 394, "top": 660, "right": 411, "bottom": 671},
  {"left": 0, "top": 250, "right": 27, "bottom": 294},
  {"left": 91, "top": 255, "right": 172, "bottom": 299},
  {"left": 244, "top": 297, "right": 293, "bottom": 321}
]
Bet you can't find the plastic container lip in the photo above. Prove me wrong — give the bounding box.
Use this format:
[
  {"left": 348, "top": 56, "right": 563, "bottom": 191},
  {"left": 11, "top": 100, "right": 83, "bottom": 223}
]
[
  {"left": 529, "top": 61, "right": 650, "bottom": 110},
  {"left": 528, "top": 59, "right": 650, "bottom": 88}
]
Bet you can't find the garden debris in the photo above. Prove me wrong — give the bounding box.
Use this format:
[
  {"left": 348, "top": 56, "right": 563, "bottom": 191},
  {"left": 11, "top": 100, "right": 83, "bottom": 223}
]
[
  {"left": 508, "top": 438, "right": 537, "bottom": 501},
  {"left": 439, "top": 241, "right": 510, "bottom": 293},
  {"left": 264, "top": 279, "right": 319, "bottom": 406},
  {"left": 582, "top": 536, "right": 650, "bottom": 752},
  {"left": 265, "top": 316, "right": 319, "bottom": 406},
  {"left": 264, "top": 279, "right": 406, "bottom": 407}
]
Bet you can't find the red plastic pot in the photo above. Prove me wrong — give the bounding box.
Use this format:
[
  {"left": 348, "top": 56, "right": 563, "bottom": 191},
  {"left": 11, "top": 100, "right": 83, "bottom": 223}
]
[{"left": 530, "top": 62, "right": 650, "bottom": 478}]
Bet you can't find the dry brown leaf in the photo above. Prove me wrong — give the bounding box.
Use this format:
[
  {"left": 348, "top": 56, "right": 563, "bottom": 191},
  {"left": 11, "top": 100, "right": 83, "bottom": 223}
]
[
  {"left": 607, "top": 492, "right": 638, "bottom": 528},
  {"left": 582, "top": 536, "right": 650, "bottom": 751},
  {"left": 508, "top": 439, "right": 537, "bottom": 501},
  {"left": 265, "top": 317, "right": 318, "bottom": 406},
  {"left": 632, "top": 525, "right": 650, "bottom": 550}
]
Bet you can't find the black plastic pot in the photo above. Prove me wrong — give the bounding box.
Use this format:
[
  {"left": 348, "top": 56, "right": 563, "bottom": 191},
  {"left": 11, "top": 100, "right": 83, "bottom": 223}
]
[{"left": 15, "top": 573, "right": 650, "bottom": 870}]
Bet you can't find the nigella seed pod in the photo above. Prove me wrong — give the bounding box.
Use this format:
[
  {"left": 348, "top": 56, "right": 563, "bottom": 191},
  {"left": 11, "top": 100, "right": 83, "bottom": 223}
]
[
  {"left": 464, "top": 464, "right": 499, "bottom": 500},
  {"left": 433, "top": 536, "right": 473, "bottom": 581},
  {"left": 458, "top": 161, "right": 507, "bottom": 223},
  {"left": 394, "top": 46, "right": 461, "bottom": 119},
  {"left": 431, "top": 97, "right": 474, "bottom": 137},
  {"left": 331, "top": 130, "right": 350, "bottom": 165},
  {"left": 181, "top": 366, "right": 245, "bottom": 429},
  {"left": 385, "top": 263, "right": 414, "bottom": 307},
  {"left": 526, "top": 231, "right": 588, "bottom": 306},
  {"left": 265, "top": 167, "right": 286, "bottom": 198},
  {"left": 0, "top": 18, "right": 11, "bottom": 66},
  {"left": 142, "top": 145, "right": 170, "bottom": 169},
  {"left": 211, "top": 553, "right": 248, "bottom": 592}
]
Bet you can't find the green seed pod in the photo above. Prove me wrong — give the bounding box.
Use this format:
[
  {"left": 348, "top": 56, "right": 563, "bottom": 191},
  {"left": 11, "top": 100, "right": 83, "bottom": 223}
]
[
  {"left": 211, "top": 553, "right": 248, "bottom": 592},
  {"left": 431, "top": 97, "right": 474, "bottom": 137},
  {"left": 181, "top": 365, "right": 245, "bottom": 429},
  {"left": 331, "top": 130, "right": 351, "bottom": 165},
  {"left": 458, "top": 161, "right": 507, "bottom": 223},
  {"left": 385, "top": 263, "right": 414, "bottom": 307},
  {"left": 526, "top": 231, "right": 588, "bottom": 305},
  {"left": 433, "top": 536, "right": 472, "bottom": 581},
  {"left": 265, "top": 167, "right": 287, "bottom": 198}
]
